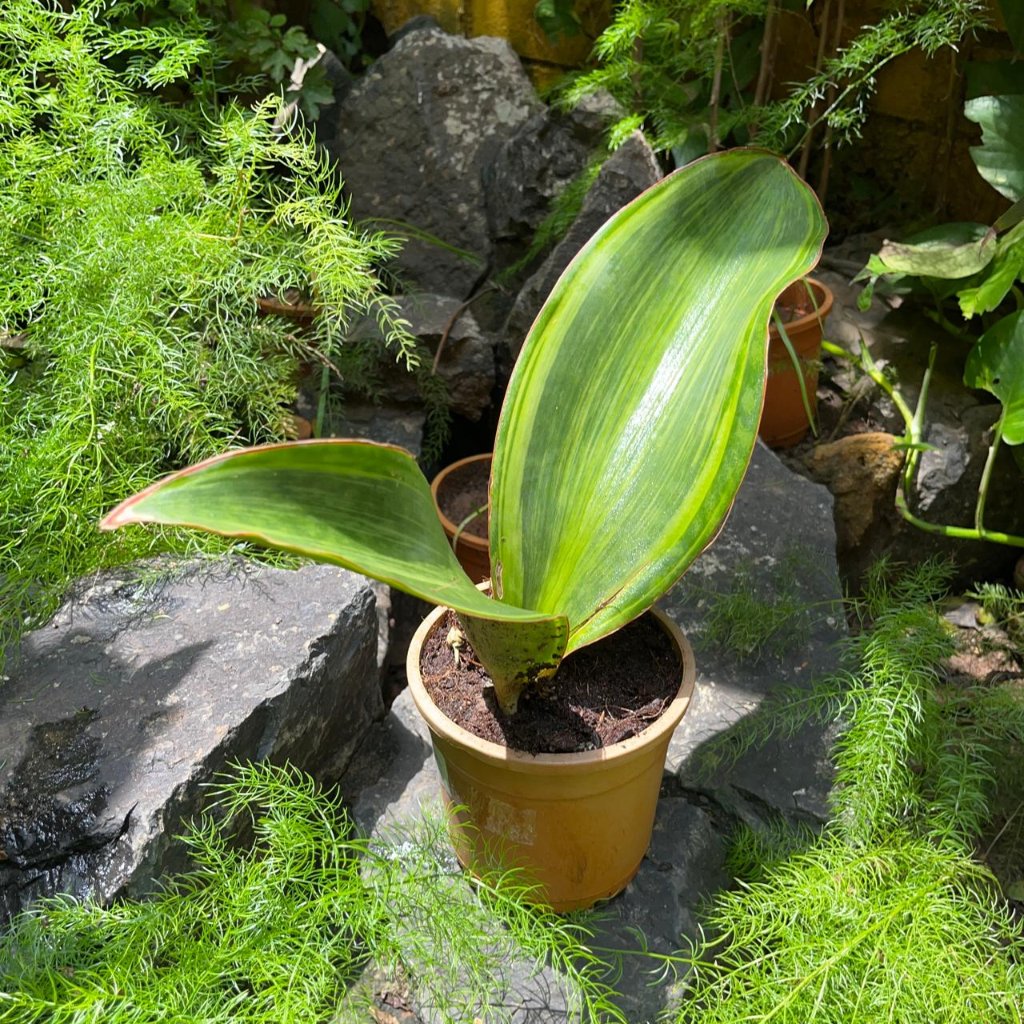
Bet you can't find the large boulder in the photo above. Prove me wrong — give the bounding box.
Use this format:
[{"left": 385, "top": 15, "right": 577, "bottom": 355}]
[
  {"left": 484, "top": 91, "right": 621, "bottom": 244},
  {"left": 0, "top": 559, "right": 384, "bottom": 923},
  {"left": 504, "top": 132, "right": 662, "bottom": 355},
  {"left": 322, "top": 25, "right": 544, "bottom": 295}
]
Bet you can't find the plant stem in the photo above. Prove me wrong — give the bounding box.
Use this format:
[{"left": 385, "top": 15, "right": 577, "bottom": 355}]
[
  {"left": 851, "top": 339, "right": 1024, "bottom": 548},
  {"left": 974, "top": 414, "right": 1004, "bottom": 533},
  {"left": 751, "top": 0, "right": 778, "bottom": 110},
  {"left": 798, "top": 0, "right": 832, "bottom": 178},
  {"left": 816, "top": 0, "right": 846, "bottom": 201}
]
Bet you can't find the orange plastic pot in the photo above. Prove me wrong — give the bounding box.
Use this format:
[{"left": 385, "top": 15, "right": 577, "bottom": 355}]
[
  {"left": 758, "top": 277, "right": 833, "bottom": 449},
  {"left": 406, "top": 604, "right": 696, "bottom": 911},
  {"left": 430, "top": 453, "right": 492, "bottom": 584}
]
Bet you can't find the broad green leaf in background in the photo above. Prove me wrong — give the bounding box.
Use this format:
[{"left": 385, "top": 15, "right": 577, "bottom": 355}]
[
  {"left": 874, "top": 231, "right": 997, "bottom": 280},
  {"left": 964, "top": 311, "right": 1024, "bottom": 444},
  {"left": 965, "top": 59, "right": 1024, "bottom": 101},
  {"left": 998, "top": 0, "right": 1024, "bottom": 55},
  {"left": 964, "top": 94, "right": 1024, "bottom": 202},
  {"left": 959, "top": 219, "right": 1024, "bottom": 317},
  {"left": 490, "top": 151, "right": 827, "bottom": 652}
]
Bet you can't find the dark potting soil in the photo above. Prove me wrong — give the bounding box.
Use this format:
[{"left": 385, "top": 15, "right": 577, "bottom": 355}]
[
  {"left": 437, "top": 459, "right": 490, "bottom": 540},
  {"left": 420, "top": 610, "right": 680, "bottom": 754}
]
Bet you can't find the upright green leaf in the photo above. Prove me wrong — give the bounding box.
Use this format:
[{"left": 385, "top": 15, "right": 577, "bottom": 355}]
[
  {"left": 964, "top": 311, "right": 1024, "bottom": 444},
  {"left": 964, "top": 95, "right": 1024, "bottom": 202},
  {"left": 490, "top": 151, "right": 827, "bottom": 652}
]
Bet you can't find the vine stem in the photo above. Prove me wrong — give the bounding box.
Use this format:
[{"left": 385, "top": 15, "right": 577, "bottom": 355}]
[
  {"left": 974, "top": 415, "right": 1004, "bottom": 533},
  {"left": 827, "top": 338, "right": 1024, "bottom": 549}
]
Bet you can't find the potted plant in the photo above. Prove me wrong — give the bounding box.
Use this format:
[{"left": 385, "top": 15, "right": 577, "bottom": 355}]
[
  {"left": 430, "top": 453, "right": 493, "bottom": 583},
  {"left": 758, "top": 277, "right": 834, "bottom": 448},
  {"left": 101, "top": 150, "right": 827, "bottom": 909}
]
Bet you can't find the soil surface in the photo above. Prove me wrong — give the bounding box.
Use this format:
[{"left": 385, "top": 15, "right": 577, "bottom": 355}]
[
  {"left": 420, "top": 610, "right": 681, "bottom": 753},
  {"left": 436, "top": 458, "right": 490, "bottom": 540}
]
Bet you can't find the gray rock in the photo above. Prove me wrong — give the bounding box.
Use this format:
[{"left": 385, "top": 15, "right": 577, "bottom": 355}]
[
  {"left": 484, "top": 108, "right": 595, "bottom": 244},
  {"left": 324, "top": 25, "right": 543, "bottom": 294},
  {"left": 318, "top": 399, "right": 427, "bottom": 456},
  {"left": 347, "top": 293, "right": 496, "bottom": 420},
  {"left": 343, "top": 441, "right": 845, "bottom": 1021},
  {"left": 0, "top": 558, "right": 383, "bottom": 923},
  {"left": 505, "top": 132, "right": 662, "bottom": 355},
  {"left": 664, "top": 441, "right": 844, "bottom": 826},
  {"left": 813, "top": 268, "right": 1024, "bottom": 588}
]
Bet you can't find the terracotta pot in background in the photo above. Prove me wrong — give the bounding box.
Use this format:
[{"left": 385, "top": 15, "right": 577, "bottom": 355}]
[
  {"left": 430, "top": 453, "right": 492, "bottom": 583},
  {"left": 758, "top": 277, "right": 834, "bottom": 449},
  {"left": 406, "top": 604, "right": 696, "bottom": 911}
]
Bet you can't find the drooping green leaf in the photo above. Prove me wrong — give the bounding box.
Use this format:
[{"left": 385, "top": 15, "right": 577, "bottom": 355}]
[
  {"left": 875, "top": 231, "right": 997, "bottom": 280},
  {"left": 964, "top": 94, "right": 1024, "bottom": 202},
  {"left": 490, "top": 151, "right": 827, "bottom": 652},
  {"left": 100, "top": 440, "right": 563, "bottom": 628},
  {"left": 958, "top": 220, "right": 1024, "bottom": 317},
  {"left": 964, "top": 311, "right": 1024, "bottom": 444}
]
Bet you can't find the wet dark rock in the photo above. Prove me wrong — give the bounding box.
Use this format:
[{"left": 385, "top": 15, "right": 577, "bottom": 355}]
[
  {"left": 1, "top": 558, "right": 383, "bottom": 923},
  {"left": 323, "top": 24, "right": 543, "bottom": 295},
  {"left": 504, "top": 132, "right": 662, "bottom": 356}
]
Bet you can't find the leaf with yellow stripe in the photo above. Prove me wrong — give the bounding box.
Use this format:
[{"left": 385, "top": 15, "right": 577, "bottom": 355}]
[{"left": 490, "top": 150, "right": 827, "bottom": 653}]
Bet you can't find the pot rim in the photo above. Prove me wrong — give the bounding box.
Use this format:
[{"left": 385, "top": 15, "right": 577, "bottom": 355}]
[
  {"left": 770, "top": 275, "right": 834, "bottom": 339},
  {"left": 406, "top": 602, "right": 696, "bottom": 774},
  {"left": 430, "top": 453, "right": 492, "bottom": 553}
]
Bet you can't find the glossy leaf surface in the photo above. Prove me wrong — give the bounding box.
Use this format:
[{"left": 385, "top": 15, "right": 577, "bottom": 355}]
[
  {"left": 490, "top": 150, "right": 827, "bottom": 652},
  {"left": 101, "top": 440, "right": 569, "bottom": 647},
  {"left": 964, "top": 311, "right": 1024, "bottom": 444},
  {"left": 965, "top": 94, "right": 1024, "bottom": 202}
]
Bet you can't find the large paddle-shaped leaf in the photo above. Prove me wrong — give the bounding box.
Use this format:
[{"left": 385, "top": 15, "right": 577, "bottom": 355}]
[
  {"left": 101, "top": 441, "right": 570, "bottom": 712},
  {"left": 964, "top": 310, "right": 1024, "bottom": 445},
  {"left": 490, "top": 150, "right": 827, "bottom": 651}
]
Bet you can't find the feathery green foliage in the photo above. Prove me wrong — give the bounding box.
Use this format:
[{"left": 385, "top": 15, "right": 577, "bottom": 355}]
[
  {"left": 969, "top": 581, "right": 1024, "bottom": 644},
  {"left": 668, "top": 559, "right": 1024, "bottom": 1023},
  {"left": 0, "top": 0, "right": 426, "bottom": 658},
  {"left": 676, "top": 832, "right": 1023, "bottom": 1024},
  {"left": 699, "top": 548, "right": 822, "bottom": 663},
  {"left": 561, "top": 0, "right": 986, "bottom": 158},
  {"left": 0, "top": 761, "right": 625, "bottom": 1024}
]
